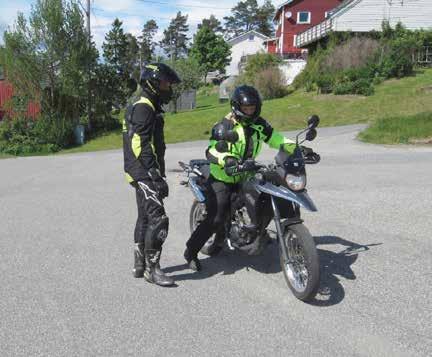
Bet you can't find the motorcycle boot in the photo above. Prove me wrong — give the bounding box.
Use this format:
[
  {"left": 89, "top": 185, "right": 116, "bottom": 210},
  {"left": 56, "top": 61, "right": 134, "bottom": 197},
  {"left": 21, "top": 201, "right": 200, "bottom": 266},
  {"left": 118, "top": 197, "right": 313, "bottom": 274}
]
[
  {"left": 183, "top": 247, "right": 202, "bottom": 272},
  {"left": 133, "top": 243, "right": 145, "bottom": 278},
  {"left": 144, "top": 249, "right": 175, "bottom": 286}
]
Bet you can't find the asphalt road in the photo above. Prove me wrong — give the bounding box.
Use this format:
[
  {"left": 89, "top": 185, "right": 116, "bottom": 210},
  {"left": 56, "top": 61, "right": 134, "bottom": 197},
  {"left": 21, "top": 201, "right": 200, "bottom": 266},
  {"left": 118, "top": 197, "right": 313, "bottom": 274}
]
[{"left": 1, "top": 124, "right": 431, "bottom": 356}]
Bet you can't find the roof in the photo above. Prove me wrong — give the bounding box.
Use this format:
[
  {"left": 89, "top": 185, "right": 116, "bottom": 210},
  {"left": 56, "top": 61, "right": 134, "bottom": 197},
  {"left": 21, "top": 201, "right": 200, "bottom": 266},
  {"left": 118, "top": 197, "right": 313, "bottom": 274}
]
[
  {"left": 263, "top": 37, "right": 277, "bottom": 43},
  {"left": 227, "top": 30, "right": 270, "bottom": 45},
  {"left": 273, "top": 0, "right": 295, "bottom": 21},
  {"left": 327, "top": 0, "right": 361, "bottom": 18}
]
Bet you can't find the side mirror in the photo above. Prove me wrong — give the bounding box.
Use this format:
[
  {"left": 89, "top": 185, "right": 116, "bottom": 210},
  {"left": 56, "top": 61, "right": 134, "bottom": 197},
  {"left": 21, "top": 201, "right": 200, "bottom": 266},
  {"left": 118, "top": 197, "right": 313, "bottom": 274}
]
[
  {"left": 307, "top": 115, "right": 320, "bottom": 129},
  {"left": 215, "top": 140, "right": 229, "bottom": 153},
  {"left": 305, "top": 128, "right": 317, "bottom": 141}
]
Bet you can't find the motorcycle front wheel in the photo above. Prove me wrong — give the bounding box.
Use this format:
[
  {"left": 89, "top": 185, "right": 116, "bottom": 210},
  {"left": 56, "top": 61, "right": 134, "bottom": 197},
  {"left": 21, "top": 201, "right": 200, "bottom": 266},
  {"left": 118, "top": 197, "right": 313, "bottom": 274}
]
[
  {"left": 279, "top": 223, "right": 320, "bottom": 302},
  {"left": 189, "top": 200, "right": 223, "bottom": 256}
]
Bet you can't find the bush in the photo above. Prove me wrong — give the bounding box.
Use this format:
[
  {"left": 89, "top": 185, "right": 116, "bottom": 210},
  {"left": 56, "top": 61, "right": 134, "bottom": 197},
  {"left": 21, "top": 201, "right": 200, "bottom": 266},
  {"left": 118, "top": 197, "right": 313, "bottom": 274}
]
[
  {"left": 333, "top": 82, "right": 354, "bottom": 95},
  {"left": 352, "top": 78, "right": 375, "bottom": 96},
  {"left": 316, "top": 74, "right": 334, "bottom": 93},
  {"left": 333, "top": 79, "right": 374, "bottom": 96},
  {"left": 0, "top": 114, "right": 75, "bottom": 155},
  {"left": 242, "top": 53, "right": 282, "bottom": 84},
  {"left": 295, "top": 23, "right": 431, "bottom": 96},
  {"left": 323, "top": 37, "right": 380, "bottom": 71},
  {"left": 252, "top": 67, "right": 287, "bottom": 99}
]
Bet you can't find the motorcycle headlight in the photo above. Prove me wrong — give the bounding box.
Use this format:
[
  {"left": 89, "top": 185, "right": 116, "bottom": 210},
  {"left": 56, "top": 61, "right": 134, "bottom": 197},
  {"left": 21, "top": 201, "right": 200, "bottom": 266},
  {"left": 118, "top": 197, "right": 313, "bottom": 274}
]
[{"left": 286, "top": 174, "right": 306, "bottom": 191}]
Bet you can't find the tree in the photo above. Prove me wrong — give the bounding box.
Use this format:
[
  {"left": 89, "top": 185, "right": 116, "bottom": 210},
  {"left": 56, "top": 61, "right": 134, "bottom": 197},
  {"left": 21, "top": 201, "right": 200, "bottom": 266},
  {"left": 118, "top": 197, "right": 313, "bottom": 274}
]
[
  {"left": 198, "top": 15, "right": 223, "bottom": 34},
  {"left": 139, "top": 20, "right": 158, "bottom": 66},
  {"left": 223, "top": 0, "right": 275, "bottom": 39},
  {"left": 102, "top": 19, "right": 132, "bottom": 107},
  {"left": 190, "top": 25, "right": 231, "bottom": 81},
  {"left": 160, "top": 12, "right": 189, "bottom": 60},
  {"left": 103, "top": 18, "right": 128, "bottom": 74},
  {"left": 167, "top": 57, "right": 203, "bottom": 113},
  {"left": 2, "top": 0, "right": 97, "bottom": 119},
  {"left": 1, "top": 0, "right": 99, "bottom": 151},
  {"left": 256, "top": 0, "right": 275, "bottom": 37},
  {"left": 125, "top": 33, "right": 139, "bottom": 77}
]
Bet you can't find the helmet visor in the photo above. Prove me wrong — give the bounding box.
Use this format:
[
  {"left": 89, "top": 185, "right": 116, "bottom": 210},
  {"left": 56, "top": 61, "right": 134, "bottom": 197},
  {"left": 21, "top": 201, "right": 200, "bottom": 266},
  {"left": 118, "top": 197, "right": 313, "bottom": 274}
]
[{"left": 240, "top": 104, "right": 256, "bottom": 116}]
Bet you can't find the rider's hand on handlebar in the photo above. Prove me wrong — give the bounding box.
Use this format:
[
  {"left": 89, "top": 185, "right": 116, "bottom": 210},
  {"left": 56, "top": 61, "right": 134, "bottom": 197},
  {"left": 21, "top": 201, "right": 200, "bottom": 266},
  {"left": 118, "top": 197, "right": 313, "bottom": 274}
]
[{"left": 301, "top": 145, "right": 314, "bottom": 156}]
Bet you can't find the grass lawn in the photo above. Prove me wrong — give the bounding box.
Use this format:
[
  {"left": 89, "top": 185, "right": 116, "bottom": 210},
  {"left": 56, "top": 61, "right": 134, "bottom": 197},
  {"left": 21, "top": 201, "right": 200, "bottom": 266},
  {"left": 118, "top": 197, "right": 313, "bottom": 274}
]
[
  {"left": 11, "top": 67, "right": 431, "bottom": 157},
  {"left": 0, "top": 153, "right": 14, "bottom": 159},
  {"left": 163, "top": 68, "right": 432, "bottom": 143},
  {"left": 358, "top": 112, "right": 432, "bottom": 144},
  {"left": 59, "top": 129, "right": 122, "bottom": 155}
]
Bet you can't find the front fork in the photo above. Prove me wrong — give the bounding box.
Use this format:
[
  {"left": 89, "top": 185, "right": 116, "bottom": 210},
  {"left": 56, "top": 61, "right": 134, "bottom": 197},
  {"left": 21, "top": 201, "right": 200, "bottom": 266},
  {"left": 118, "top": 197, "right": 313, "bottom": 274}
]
[{"left": 271, "top": 196, "right": 290, "bottom": 263}]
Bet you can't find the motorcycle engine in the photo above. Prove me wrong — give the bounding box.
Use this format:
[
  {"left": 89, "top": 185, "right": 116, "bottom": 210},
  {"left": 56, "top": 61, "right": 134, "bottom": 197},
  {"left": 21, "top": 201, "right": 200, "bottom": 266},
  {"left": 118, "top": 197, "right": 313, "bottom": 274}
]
[{"left": 229, "top": 207, "right": 258, "bottom": 247}]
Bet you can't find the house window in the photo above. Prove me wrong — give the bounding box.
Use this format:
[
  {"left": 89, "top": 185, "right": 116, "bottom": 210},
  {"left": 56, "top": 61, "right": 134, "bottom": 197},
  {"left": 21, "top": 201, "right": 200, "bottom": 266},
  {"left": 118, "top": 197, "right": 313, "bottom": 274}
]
[
  {"left": 297, "top": 11, "right": 311, "bottom": 24},
  {"left": 325, "top": 11, "right": 330, "bottom": 19},
  {"left": 248, "top": 34, "right": 255, "bottom": 41}
]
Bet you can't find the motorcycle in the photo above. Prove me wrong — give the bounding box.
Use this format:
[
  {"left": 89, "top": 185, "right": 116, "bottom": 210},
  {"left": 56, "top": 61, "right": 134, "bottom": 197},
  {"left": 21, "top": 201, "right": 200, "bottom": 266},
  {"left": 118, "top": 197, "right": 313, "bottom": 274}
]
[{"left": 179, "top": 116, "right": 321, "bottom": 301}]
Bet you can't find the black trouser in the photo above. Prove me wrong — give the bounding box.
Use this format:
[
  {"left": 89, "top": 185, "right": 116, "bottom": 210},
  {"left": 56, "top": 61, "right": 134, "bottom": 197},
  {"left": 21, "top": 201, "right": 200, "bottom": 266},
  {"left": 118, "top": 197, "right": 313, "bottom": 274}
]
[
  {"left": 186, "top": 177, "right": 237, "bottom": 257},
  {"left": 133, "top": 180, "right": 169, "bottom": 251}
]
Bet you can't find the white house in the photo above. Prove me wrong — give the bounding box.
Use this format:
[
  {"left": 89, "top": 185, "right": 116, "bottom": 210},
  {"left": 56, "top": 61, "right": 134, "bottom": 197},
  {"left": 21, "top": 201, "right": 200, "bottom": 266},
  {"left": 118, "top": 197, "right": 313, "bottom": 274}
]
[
  {"left": 225, "top": 30, "right": 270, "bottom": 76},
  {"left": 296, "top": 0, "right": 432, "bottom": 48}
]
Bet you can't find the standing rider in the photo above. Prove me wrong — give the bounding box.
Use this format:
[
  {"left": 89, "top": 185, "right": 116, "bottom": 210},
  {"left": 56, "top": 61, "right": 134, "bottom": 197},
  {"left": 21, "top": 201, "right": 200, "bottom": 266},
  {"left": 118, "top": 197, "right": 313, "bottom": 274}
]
[
  {"left": 183, "top": 85, "right": 311, "bottom": 271},
  {"left": 123, "top": 63, "right": 180, "bottom": 286}
]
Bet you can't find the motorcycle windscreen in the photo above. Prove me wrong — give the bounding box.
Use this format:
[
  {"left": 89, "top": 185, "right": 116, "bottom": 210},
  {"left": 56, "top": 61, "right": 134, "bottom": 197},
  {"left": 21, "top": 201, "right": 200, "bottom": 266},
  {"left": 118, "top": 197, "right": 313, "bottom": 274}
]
[{"left": 255, "top": 181, "right": 317, "bottom": 212}]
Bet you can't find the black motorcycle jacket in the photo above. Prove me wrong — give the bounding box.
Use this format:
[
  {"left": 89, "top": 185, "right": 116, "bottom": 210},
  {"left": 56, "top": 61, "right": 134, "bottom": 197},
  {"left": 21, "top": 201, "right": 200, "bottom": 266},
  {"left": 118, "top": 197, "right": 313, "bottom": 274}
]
[{"left": 122, "top": 91, "right": 166, "bottom": 183}]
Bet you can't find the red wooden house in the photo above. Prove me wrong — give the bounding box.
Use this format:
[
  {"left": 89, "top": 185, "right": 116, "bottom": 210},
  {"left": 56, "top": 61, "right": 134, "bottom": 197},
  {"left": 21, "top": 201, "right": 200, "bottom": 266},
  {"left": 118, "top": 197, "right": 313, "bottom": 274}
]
[
  {"left": 0, "top": 71, "right": 40, "bottom": 121},
  {"left": 265, "top": 0, "right": 343, "bottom": 57}
]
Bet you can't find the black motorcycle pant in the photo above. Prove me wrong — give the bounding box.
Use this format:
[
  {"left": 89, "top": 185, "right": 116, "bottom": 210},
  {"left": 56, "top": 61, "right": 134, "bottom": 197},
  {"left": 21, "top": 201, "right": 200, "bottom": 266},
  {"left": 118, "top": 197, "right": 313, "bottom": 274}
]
[
  {"left": 186, "top": 178, "right": 236, "bottom": 257},
  {"left": 133, "top": 180, "right": 169, "bottom": 251}
]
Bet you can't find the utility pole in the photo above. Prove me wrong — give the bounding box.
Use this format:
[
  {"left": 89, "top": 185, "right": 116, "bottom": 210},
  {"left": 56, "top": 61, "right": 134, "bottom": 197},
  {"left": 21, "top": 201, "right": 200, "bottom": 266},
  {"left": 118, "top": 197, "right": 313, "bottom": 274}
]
[{"left": 86, "top": 0, "right": 92, "bottom": 132}]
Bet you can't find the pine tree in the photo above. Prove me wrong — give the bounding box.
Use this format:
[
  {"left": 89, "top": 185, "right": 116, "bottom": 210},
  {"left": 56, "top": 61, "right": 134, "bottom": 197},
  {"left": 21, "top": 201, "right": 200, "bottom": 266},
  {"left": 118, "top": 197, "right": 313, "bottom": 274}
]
[
  {"left": 102, "top": 19, "right": 130, "bottom": 106},
  {"left": 103, "top": 18, "right": 128, "bottom": 75},
  {"left": 139, "top": 20, "right": 158, "bottom": 66},
  {"left": 160, "top": 12, "right": 189, "bottom": 61},
  {"left": 198, "top": 15, "right": 223, "bottom": 34},
  {"left": 223, "top": 0, "right": 275, "bottom": 39}
]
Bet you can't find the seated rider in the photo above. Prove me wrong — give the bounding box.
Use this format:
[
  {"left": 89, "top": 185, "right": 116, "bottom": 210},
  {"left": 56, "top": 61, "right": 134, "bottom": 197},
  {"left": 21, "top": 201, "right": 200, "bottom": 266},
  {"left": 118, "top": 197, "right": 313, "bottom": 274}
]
[{"left": 183, "top": 85, "right": 309, "bottom": 271}]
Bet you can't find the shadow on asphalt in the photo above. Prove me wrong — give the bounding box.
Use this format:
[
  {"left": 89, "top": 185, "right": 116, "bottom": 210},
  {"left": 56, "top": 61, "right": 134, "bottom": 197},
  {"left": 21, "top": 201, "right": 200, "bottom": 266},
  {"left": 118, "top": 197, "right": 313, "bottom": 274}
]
[
  {"left": 164, "top": 236, "right": 381, "bottom": 306},
  {"left": 309, "top": 236, "right": 382, "bottom": 307}
]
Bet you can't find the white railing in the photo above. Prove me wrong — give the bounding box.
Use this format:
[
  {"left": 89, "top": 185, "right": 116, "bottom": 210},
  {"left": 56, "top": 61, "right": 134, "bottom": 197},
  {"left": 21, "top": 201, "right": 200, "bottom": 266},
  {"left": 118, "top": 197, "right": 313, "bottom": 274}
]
[{"left": 295, "top": 19, "right": 334, "bottom": 47}]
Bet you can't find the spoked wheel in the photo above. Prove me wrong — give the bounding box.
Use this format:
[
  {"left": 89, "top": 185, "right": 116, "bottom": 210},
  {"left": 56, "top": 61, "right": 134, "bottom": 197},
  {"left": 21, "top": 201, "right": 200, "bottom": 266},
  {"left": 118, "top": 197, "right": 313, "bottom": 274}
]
[
  {"left": 189, "top": 200, "right": 223, "bottom": 256},
  {"left": 279, "top": 223, "right": 320, "bottom": 301}
]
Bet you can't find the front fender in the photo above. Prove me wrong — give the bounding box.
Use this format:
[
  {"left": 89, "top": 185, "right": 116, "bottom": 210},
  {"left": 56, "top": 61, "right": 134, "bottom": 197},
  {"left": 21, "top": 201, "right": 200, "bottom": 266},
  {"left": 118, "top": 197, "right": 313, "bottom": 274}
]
[
  {"left": 254, "top": 181, "right": 317, "bottom": 212},
  {"left": 189, "top": 177, "right": 206, "bottom": 203}
]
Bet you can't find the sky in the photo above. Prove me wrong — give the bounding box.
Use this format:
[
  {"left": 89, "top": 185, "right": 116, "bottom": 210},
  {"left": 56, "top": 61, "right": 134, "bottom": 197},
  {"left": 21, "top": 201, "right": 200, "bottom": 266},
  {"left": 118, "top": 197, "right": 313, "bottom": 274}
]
[{"left": 0, "top": 0, "right": 276, "bottom": 52}]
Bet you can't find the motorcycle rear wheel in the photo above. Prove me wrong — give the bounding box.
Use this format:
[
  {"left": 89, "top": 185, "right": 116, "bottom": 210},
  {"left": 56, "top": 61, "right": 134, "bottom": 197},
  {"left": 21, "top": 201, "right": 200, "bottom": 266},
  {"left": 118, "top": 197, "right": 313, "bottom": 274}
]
[{"left": 280, "top": 223, "right": 320, "bottom": 302}]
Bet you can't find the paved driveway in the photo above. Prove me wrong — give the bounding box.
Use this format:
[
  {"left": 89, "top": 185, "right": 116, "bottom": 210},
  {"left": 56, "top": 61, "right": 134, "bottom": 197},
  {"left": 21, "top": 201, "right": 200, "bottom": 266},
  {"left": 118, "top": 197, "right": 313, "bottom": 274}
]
[{"left": 1, "top": 125, "right": 431, "bottom": 356}]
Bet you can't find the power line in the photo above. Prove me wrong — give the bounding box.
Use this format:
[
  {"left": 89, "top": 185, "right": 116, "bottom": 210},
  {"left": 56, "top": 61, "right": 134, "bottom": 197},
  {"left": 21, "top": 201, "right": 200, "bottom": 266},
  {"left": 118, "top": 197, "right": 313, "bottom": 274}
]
[
  {"left": 136, "top": 0, "right": 231, "bottom": 10},
  {"left": 92, "top": 6, "right": 173, "bottom": 21}
]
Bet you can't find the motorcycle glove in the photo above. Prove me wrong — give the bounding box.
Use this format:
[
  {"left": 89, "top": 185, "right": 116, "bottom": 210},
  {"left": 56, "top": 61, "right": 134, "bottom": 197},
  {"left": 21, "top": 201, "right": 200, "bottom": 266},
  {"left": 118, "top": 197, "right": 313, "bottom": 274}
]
[
  {"left": 301, "top": 146, "right": 314, "bottom": 156},
  {"left": 148, "top": 167, "right": 169, "bottom": 199},
  {"left": 224, "top": 158, "right": 258, "bottom": 176}
]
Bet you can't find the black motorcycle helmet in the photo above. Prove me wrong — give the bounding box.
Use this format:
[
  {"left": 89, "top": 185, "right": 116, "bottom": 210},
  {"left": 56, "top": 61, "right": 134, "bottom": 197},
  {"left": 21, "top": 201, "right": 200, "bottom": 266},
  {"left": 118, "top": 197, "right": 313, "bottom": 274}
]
[
  {"left": 140, "top": 63, "right": 181, "bottom": 104},
  {"left": 230, "top": 85, "right": 262, "bottom": 126}
]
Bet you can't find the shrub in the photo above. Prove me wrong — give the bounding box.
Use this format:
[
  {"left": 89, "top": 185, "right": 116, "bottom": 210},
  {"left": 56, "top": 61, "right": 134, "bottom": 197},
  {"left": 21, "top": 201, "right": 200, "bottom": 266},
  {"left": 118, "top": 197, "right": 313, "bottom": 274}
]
[
  {"left": 352, "top": 78, "right": 375, "bottom": 96},
  {"left": 242, "top": 53, "right": 282, "bottom": 84},
  {"left": 333, "top": 82, "right": 354, "bottom": 95},
  {"left": 295, "top": 23, "right": 431, "bottom": 96},
  {"left": 316, "top": 74, "right": 334, "bottom": 94},
  {"left": 0, "top": 114, "right": 75, "bottom": 155},
  {"left": 323, "top": 37, "right": 380, "bottom": 71},
  {"left": 252, "top": 67, "right": 287, "bottom": 100}
]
